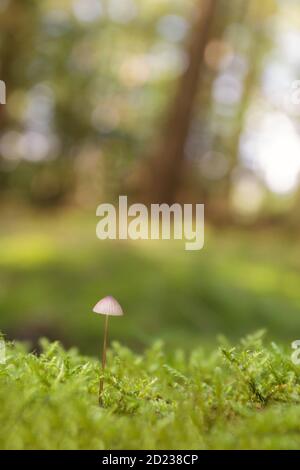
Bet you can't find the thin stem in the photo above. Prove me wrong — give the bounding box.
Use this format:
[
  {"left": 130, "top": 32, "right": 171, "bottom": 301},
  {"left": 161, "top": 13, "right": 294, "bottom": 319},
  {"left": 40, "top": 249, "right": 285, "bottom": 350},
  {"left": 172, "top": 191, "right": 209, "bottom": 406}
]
[{"left": 99, "top": 314, "right": 109, "bottom": 405}]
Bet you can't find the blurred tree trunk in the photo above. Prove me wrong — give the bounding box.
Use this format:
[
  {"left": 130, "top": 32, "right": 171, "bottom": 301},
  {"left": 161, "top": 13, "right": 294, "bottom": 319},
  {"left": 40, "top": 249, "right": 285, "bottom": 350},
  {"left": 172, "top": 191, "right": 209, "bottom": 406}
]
[
  {"left": 138, "top": 0, "right": 217, "bottom": 204},
  {"left": 218, "top": 0, "right": 273, "bottom": 220}
]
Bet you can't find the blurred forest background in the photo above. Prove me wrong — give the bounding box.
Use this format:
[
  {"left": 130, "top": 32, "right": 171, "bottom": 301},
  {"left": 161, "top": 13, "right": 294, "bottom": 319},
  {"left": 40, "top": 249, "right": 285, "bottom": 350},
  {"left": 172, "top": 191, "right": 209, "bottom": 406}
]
[{"left": 1, "top": 0, "right": 300, "bottom": 354}]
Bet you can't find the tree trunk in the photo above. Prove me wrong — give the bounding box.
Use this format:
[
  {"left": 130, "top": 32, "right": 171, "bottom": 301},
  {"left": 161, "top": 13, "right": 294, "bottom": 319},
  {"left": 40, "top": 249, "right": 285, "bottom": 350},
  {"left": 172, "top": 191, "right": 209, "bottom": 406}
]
[{"left": 142, "top": 0, "right": 217, "bottom": 204}]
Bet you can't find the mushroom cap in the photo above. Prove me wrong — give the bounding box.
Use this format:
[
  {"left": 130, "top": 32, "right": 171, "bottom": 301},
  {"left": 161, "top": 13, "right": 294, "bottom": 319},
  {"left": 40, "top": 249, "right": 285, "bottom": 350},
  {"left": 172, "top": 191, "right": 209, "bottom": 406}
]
[{"left": 93, "top": 296, "right": 124, "bottom": 316}]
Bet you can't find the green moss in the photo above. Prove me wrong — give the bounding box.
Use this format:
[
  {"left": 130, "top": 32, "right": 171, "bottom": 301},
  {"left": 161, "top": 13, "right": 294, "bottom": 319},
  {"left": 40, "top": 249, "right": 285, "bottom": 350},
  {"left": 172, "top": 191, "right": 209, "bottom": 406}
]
[{"left": 1, "top": 332, "right": 300, "bottom": 449}]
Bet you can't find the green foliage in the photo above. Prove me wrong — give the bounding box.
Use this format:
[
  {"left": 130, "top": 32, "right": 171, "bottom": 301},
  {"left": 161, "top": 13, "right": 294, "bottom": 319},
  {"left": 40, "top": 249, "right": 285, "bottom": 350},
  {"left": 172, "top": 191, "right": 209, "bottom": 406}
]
[
  {"left": 0, "top": 0, "right": 193, "bottom": 203},
  {"left": 1, "top": 333, "right": 300, "bottom": 450}
]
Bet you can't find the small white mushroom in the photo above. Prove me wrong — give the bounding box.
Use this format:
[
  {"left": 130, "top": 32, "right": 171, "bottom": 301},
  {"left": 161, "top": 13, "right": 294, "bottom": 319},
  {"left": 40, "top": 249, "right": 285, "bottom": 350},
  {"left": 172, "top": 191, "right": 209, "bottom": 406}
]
[
  {"left": 93, "top": 295, "right": 124, "bottom": 317},
  {"left": 93, "top": 296, "right": 124, "bottom": 404}
]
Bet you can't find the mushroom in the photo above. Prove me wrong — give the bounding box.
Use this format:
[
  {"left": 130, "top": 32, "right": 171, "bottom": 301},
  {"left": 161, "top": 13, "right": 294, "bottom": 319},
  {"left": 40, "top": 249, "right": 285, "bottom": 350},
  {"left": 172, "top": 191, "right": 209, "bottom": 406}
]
[{"left": 93, "top": 295, "right": 123, "bottom": 404}]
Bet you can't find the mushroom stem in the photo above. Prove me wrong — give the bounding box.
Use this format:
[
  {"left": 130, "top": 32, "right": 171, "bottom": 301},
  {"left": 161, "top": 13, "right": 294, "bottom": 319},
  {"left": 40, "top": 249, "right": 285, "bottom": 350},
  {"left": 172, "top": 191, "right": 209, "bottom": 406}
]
[{"left": 99, "top": 314, "right": 109, "bottom": 405}]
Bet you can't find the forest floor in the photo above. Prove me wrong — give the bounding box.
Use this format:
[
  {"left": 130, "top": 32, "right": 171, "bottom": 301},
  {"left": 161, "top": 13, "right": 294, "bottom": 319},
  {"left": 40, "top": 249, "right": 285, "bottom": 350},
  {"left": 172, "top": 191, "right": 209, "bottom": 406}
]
[
  {"left": 0, "top": 210, "right": 300, "bottom": 354},
  {"left": 1, "top": 332, "right": 300, "bottom": 449}
]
